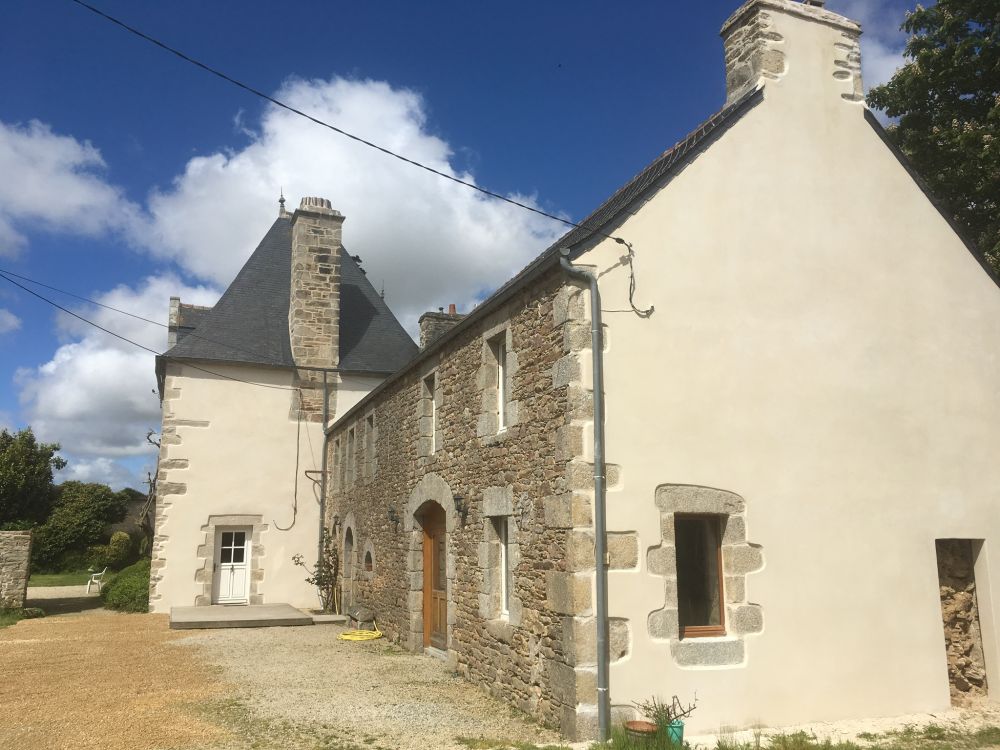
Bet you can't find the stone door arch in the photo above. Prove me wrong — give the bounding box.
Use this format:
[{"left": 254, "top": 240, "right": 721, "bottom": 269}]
[{"left": 403, "top": 473, "right": 457, "bottom": 652}]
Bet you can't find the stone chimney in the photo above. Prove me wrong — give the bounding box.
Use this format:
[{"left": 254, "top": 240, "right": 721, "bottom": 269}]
[
  {"left": 721, "top": 0, "right": 863, "bottom": 106},
  {"left": 418, "top": 304, "right": 465, "bottom": 349},
  {"left": 289, "top": 197, "right": 344, "bottom": 419}
]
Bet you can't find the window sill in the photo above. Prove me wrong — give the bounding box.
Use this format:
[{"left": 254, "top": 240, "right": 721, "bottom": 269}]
[
  {"left": 485, "top": 617, "right": 516, "bottom": 643},
  {"left": 679, "top": 625, "right": 727, "bottom": 640}
]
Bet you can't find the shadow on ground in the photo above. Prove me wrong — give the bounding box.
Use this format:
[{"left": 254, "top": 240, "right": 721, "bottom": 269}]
[{"left": 25, "top": 585, "right": 104, "bottom": 616}]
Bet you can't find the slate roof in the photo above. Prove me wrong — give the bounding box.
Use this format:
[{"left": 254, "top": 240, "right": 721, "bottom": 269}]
[{"left": 160, "top": 216, "right": 417, "bottom": 373}]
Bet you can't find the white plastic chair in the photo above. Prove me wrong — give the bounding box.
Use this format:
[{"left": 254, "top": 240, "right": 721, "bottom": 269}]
[{"left": 87, "top": 567, "right": 108, "bottom": 594}]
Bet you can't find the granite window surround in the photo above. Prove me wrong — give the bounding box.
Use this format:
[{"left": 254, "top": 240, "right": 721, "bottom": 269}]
[
  {"left": 476, "top": 321, "right": 520, "bottom": 441},
  {"left": 646, "top": 485, "right": 765, "bottom": 668},
  {"left": 478, "top": 485, "right": 523, "bottom": 642}
]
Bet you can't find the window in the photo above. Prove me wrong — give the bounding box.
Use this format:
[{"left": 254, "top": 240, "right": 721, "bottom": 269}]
[
  {"left": 493, "top": 516, "right": 511, "bottom": 619},
  {"left": 365, "top": 415, "right": 375, "bottom": 478},
  {"left": 490, "top": 335, "right": 507, "bottom": 432},
  {"left": 331, "top": 438, "right": 341, "bottom": 490},
  {"left": 364, "top": 549, "right": 373, "bottom": 573},
  {"left": 422, "top": 373, "right": 438, "bottom": 453},
  {"left": 344, "top": 527, "right": 354, "bottom": 579},
  {"left": 346, "top": 428, "right": 356, "bottom": 485},
  {"left": 675, "top": 515, "right": 725, "bottom": 638}
]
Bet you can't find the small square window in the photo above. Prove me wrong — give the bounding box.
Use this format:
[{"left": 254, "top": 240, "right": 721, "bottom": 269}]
[{"left": 675, "top": 515, "right": 726, "bottom": 638}]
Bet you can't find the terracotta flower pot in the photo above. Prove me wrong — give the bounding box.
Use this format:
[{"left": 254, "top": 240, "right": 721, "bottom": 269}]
[{"left": 625, "top": 720, "right": 659, "bottom": 740}]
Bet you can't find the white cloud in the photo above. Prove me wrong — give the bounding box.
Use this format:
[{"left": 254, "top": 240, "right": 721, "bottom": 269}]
[
  {"left": 0, "top": 308, "right": 20, "bottom": 334},
  {"left": 17, "top": 274, "right": 218, "bottom": 459},
  {"left": 135, "top": 76, "right": 566, "bottom": 329},
  {"left": 55, "top": 456, "right": 148, "bottom": 491},
  {"left": 0, "top": 120, "right": 142, "bottom": 256},
  {"left": 12, "top": 77, "right": 567, "bottom": 489},
  {"left": 828, "top": 0, "right": 908, "bottom": 90}
]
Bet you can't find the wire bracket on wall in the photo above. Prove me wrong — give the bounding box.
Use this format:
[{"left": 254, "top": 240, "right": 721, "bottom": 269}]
[{"left": 608, "top": 238, "right": 655, "bottom": 318}]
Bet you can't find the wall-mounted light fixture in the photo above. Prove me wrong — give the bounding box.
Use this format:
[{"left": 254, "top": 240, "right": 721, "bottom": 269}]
[
  {"left": 387, "top": 505, "right": 400, "bottom": 531},
  {"left": 331, "top": 513, "right": 341, "bottom": 533},
  {"left": 453, "top": 494, "right": 469, "bottom": 526}
]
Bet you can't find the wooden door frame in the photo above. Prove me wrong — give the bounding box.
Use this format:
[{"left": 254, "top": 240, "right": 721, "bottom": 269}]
[{"left": 420, "top": 503, "right": 446, "bottom": 649}]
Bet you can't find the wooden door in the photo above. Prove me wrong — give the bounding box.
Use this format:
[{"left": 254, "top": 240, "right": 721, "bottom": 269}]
[
  {"left": 213, "top": 527, "right": 251, "bottom": 604},
  {"left": 422, "top": 505, "right": 447, "bottom": 649}
]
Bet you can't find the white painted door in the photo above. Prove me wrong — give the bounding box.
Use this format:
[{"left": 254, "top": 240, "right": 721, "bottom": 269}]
[{"left": 213, "top": 528, "right": 251, "bottom": 604}]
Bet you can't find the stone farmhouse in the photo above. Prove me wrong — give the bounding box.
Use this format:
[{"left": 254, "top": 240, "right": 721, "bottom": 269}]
[{"left": 153, "top": 0, "right": 1000, "bottom": 742}]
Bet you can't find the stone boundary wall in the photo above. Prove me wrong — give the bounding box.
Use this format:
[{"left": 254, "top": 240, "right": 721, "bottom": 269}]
[
  {"left": 327, "top": 267, "right": 598, "bottom": 739},
  {"left": 0, "top": 531, "right": 32, "bottom": 609}
]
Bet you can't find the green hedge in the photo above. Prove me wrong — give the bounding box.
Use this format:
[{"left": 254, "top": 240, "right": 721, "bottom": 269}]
[{"left": 101, "top": 558, "right": 150, "bottom": 613}]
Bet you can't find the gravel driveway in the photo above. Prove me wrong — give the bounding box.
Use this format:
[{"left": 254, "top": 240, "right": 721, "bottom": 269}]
[{"left": 178, "top": 624, "right": 567, "bottom": 750}]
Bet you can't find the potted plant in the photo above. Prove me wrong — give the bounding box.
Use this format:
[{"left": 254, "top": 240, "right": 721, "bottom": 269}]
[{"left": 631, "top": 695, "right": 698, "bottom": 745}]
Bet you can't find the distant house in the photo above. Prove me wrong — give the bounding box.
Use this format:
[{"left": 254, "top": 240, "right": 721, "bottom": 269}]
[
  {"left": 153, "top": 0, "right": 1000, "bottom": 742},
  {"left": 150, "top": 198, "right": 416, "bottom": 611}
]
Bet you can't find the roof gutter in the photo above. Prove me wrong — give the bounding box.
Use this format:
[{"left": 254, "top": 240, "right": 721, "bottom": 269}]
[{"left": 558, "top": 249, "right": 610, "bottom": 742}]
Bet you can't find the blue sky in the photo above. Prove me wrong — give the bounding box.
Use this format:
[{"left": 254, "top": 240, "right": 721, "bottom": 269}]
[{"left": 0, "top": 0, "right": 914, "bottom": 489}]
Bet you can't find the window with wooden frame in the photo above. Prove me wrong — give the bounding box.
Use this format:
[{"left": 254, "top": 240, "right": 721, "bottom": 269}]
[{"left": 675, "top": 514, "right": 725, "bottom": 638}]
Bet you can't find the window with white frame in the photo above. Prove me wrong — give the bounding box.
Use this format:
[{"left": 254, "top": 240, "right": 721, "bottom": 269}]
[
  {"left": 346, "top": 427, "right": 356, "bottom": 485},
  {"left": 489, "top": 334, "right": 507, "bottom": 433},
  {"left": 493, "top": 516, "right": 511, "bottom": 619},
  {"left": 364, "top": 414, "right": 375, "bottom": 479},
  {"left": 422, "top": 373, "right": 438, "bottom": 454},
  {"left": 331, "top": 438, "right": 341, "bottom": 490}
]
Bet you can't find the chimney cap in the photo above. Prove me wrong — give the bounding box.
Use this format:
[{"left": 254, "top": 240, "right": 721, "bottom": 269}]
[{"left": 293, "top": 196, "right": 344, "bottom": 219}]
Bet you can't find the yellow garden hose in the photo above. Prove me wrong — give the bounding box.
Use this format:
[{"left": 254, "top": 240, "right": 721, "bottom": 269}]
[{"left": 338, "top": 620, "right": 383, "bottom": 641}]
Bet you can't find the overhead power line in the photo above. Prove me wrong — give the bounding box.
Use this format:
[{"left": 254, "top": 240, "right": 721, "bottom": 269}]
[
  {"left": 0, "top": 271, "right": 297, "bottom": 392},
  {"left": 0, "top": 266, "right": 304, "bottom": 368},
  {"left": 67, "top": 0, "right": 630, "bottom": 248}
]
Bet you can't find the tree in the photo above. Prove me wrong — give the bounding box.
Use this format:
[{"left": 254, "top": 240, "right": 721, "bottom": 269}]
[
  {"left": 0, "top": 428, "right": 66, "bottom": 527},
  {"left": 31, "top": 481, "right": 127, "bottom": 570},
  {"left": 867, "top": 0, "right": 1000, "bottom": 273}
]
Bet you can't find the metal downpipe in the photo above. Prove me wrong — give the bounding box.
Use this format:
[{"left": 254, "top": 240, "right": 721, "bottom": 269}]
[{"left": 559, "top": 250, "right": 610, "bottom": 741}]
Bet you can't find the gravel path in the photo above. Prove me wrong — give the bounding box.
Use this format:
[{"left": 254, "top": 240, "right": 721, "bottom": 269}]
[
  {"left": 177, "top": 624, "right": 567, "bottom": 750},
  {"left": 0, "top": 610, "right": 227, "bottom": 750}
]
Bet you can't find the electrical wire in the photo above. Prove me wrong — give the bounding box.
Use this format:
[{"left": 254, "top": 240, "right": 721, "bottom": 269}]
[
  {"left": 274, "top": 390, "right": 304, "bottom": 531},
  {"left": 0, "top": 271, "right": 297, "bottom": 392},
  {"left": 67, "top": 0, "right": 631, "bottom": 248},
  {"left": 0, "top": 266, "right": 332, "bottom": 368}
]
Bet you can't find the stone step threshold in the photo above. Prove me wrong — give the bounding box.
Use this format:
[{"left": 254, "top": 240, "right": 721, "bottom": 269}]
[{"left": 169, "top": 603, "right": 346, "bottom": 630}]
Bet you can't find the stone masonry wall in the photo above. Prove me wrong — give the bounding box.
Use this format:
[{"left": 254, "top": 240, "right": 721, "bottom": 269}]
[
  {"left": 327, "top": 267, "right": 599, "bottom": 739},
  {"left": 0, "top": 531, "right": 32, "bottom": 609},
  {"left": 936, "top": 539, "right": 989, "bottom": 702},
  {"left": 290, "top": 197, "right": 343, "bottom": 421}
]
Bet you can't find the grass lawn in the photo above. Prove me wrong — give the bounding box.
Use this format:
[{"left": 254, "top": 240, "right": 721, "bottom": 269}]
[
  {"left": 589, "top": 724, "right": 1000, "bottom": 750},
  {"left": 0, "top": 610, "right": 25, "bottom": 629},
  {"left": 28, "top": 570, "right": 91, "bottom": 587}
]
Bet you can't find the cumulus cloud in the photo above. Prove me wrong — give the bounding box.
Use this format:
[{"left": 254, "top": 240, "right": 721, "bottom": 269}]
[
  {"left": 17, "top": 274, "right": 218, "bottom": 460},
  {"left": 0, "top": 308, "right": 20, "bottom": 334},
  {"left": 13, "top": 77, "right": 568, "bottom": 488},
  {"left": 0, "top": 120, "right": 141, "bottom": 255},
  {"left": 56, "top": 456, "right": 146, "bottom": 492},
  {"left": 135, "top": 76, "right": 566, "bottom": 329},
  {"left": 828, "top": 0, "right": 908, "bottom": 90}
]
